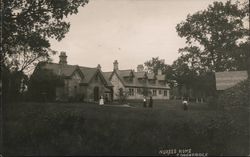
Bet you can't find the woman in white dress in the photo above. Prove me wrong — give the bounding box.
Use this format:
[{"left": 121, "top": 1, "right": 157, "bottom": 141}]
[{"left": 99, "top": 96, "right": 104, "bottom": 105}]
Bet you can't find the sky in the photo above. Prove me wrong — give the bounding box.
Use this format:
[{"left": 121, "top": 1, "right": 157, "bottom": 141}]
[{"left": 50, "top": 0, "right": 230, "bottom": 72}]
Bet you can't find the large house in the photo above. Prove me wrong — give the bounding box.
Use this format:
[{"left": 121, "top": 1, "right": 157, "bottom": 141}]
[
  {"left": 103, "top": 60, "right": 170, "bottom": 100},
  {"left": 33, "top": 52, "right": 113, "bottom": 102},
  {"left": 32, "top": 52, "right": 170, "bottom": 102}
]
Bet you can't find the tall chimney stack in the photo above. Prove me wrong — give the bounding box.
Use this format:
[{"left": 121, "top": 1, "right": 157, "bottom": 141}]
[
  {"left": 113, "top": 60, "right": 119, "bottom": 71},
  {"left": 59, "top": 51, "right": 67, "bottom": 65},
  {"left": 97, "top": 64, "right": 101, "bottom": 70}
]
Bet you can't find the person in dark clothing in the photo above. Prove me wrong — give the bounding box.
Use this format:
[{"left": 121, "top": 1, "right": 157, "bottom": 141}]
[
  {"left": 104, "top": 94, "right": 109, "bottom": 104},
  {"left": 149, "top": 96, "right": 153, "bottom": 108}
]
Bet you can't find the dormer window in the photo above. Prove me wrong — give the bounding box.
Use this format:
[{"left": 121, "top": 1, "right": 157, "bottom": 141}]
[
  {"left": 148, "top": 79, "right": 156, "bottom": 84},
  {"left": 124, "top": 76, "right": 133, "bottom": 83}
]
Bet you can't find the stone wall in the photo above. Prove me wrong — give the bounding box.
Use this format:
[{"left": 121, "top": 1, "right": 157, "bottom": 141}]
[{"left": 110, "top": 73, "right": 125, "bottom": 100}]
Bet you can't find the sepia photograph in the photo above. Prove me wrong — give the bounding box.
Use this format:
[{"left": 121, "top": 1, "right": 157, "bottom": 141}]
[{"left": 1, "top": 0, "right": 250, "bottom": 156}]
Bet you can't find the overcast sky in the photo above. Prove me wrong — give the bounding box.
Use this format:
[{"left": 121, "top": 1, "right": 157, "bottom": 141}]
[{"left": 50, "top": 0, "right": 230, "bottom": 72}]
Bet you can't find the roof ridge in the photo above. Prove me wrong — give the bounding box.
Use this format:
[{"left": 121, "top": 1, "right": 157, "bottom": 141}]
[
  {"left": 103, "top": 71, "right": 113, "bottom": 73},
  {"left": 79, "top": 66, "right": 97, "bottom": 69},
  {"left": 118, "top": 69, "right": 133, "bottom": 71}
]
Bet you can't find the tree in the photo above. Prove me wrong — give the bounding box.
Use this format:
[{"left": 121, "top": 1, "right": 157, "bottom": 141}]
[
  {"left": 176, "top": 0, "right": 249, "bottom": 72},
  {"left": 171, "top": 57, "right": 197, "bottom": 98},
  {"left": 115, "top": 88, "right": 129, "bottom": 104},
  {"left": 2, "top": 0, "right": 88, "bottom": 102},
  {"left": 144, "top": 57, "right": 175, "bottom": 85},
  {"left": 2, "top": 0, "right": 88, "bottom": 70},
  {"left": 2, "top": 64, "right": 29, "bottom": 102},
  {"left": 144, "top": 57, "right": 168, "bottom": 74}
]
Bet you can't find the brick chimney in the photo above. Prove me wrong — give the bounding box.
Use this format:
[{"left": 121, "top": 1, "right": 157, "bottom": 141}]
[
  {"left": 59, "top": 51, "right": 67, "bottom": 65},
  {"left": 137, "top": 64, "right": 144, "bottom": 72},
  {"left": 97, "top": 64, "right": 101, "bottom": 70},
  {"left": 113, "top": 60, "right": 118, "bottom": 71}
]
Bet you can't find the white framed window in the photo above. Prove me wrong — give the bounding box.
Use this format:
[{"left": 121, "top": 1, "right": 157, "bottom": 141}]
[
  {"left": 159, "top": 90, "right": 162, "bottom": 95},
  {"left": 137, "top": 88, "right": 142, "bottom": 94},
  {"left": 153, "top": 89, "right": 157, "bottom": 96},
  {"left": 164, "top": 90, "right": 168, "bottom": 96},
  {"left": 129, "top": 88, "right": 134, "bottom": 96}
]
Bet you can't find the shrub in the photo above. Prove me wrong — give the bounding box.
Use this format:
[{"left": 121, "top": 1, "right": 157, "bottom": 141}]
[
  {"left": 207, "top": 96, "right": 220, "bottom": 109},
  {"left": 217, "top": 79, "right": 250, "bottom": 110}
]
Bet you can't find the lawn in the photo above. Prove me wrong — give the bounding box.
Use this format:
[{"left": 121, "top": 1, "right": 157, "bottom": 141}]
[{"left": 3, "top": 100, "right": 250, "bottom": 156}]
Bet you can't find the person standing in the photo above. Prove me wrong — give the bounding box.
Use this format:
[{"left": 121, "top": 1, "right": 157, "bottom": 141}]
[
  {"left": 143, "top": 96, "right": 147, "bottom": 108},
  {"left": 149, "top": 96, "right": 153, "bottom": 108},
  {"left": 182, "top": 98, "right": 188, "bottom": 111},
  {"left": 99, "top": 96, "right": 104, "bottom": 105}
]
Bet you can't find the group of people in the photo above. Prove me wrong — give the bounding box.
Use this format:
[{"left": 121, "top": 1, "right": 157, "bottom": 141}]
[
  {"left": 99, "top": 95, "right": 189, "bottom": 110},
  {"left": 143, "top": 96, "right": 153, "bottom": 108}
]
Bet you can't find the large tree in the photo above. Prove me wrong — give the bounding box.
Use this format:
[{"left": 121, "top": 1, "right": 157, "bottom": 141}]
[
  {"left": 2, "top": 0, "right": 88, "bottom": 71},
  {"left": 2, "top": 0, "right": 88, "bottom": 102},
  {"left": 144, "top": 57, "right": 175, "bottom": 86},
  {"left": 176, "top": 0, "right": 249, "bottom": 72},
  {"left": 144, "top": 57, "right": 169, "bottom": 74}
]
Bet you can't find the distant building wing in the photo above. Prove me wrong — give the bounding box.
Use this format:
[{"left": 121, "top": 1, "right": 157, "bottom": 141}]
[{"left": 215, "top": 71, "right": 248, "bottom": 90}]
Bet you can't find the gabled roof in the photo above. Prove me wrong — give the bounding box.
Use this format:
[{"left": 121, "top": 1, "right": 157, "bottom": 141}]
[
  {"left": 110, "top": 69, "right": 169, "bottom": 89},
  {"left": 38, "top": 62, "right": 112, "bottom": 86},
  {"left": 103, "top": 71, "right": 112, "bottom": 80},
  {"left": 78, "top": 66, "right": 98, "bottom": 83},
  {"left": 116, "top": 69, "right": 134, "bottom": 78},
  {"left": 215, "top": 70, "right": 248, "bottom": 90},
  {"left": 41, "top": 62, "right": 77, "bottom": 77},
  {"left": 102, "top": 71, "right": 114, "bottom": 87}
]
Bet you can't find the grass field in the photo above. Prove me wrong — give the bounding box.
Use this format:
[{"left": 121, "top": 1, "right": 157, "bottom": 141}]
[{"left": 3, "top": 100, "right": 250, "bottom": 156}]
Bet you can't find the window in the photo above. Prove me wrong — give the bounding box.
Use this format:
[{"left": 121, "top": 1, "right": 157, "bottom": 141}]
[
  {"left": 158, "top": 80, "right": 165, "bottom": 85},
  {"left": 124, "top": 76, "right": 133, "bottom": 83},
  {"left": 164, "top": 90, "right": 168, "bottom": 96},
  {"left": 159, "top": 90, "right": 162, "bottom": 95},
  {"left": 149, "top": 79, "right": 156, "bottom": 84},
  {"left": 153, "top": 89, "right": 157, "bottom": 96},
  {"left": 129, "top": 88, "right": 134, "bottom": 96},
  {"left": 137, "top": 88, "right": 142, "bottom": 94}
]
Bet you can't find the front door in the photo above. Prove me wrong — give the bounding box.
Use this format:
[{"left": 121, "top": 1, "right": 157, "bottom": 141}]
[{"left": 94, "top": 87, "right": 99, "bottom": 101}]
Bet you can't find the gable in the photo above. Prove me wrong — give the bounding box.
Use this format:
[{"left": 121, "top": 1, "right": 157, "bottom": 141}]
[
  {"left": 71, "top": 70, "right": 83, "bottom": 83},
  {"left": 110, "top": 70, "right": 126, "bottom": 86},
  {"left": 110, "top": 71, "right": 125, "bottom": 88},
  {"left": 89, "top": 70, "right": 110, "bottom": 86}
]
